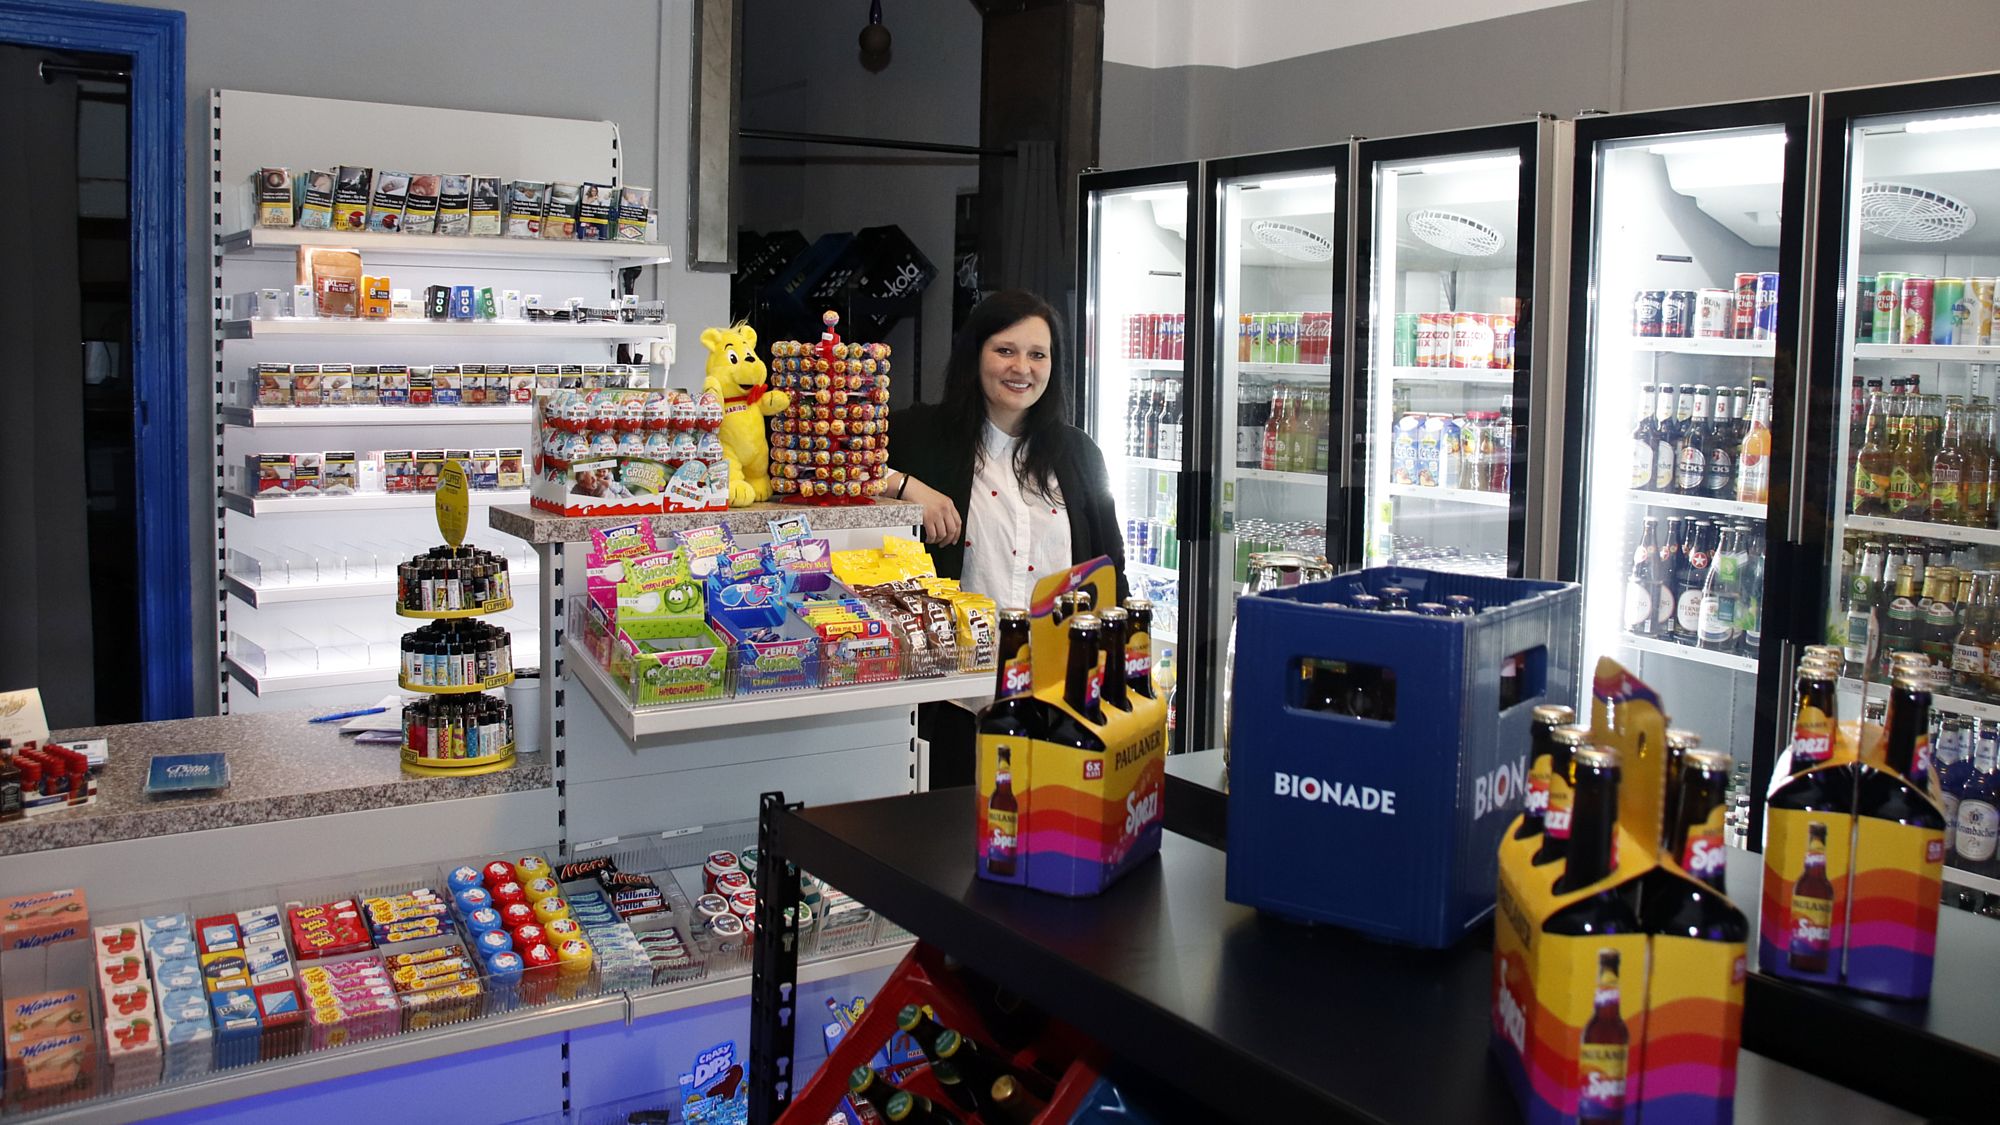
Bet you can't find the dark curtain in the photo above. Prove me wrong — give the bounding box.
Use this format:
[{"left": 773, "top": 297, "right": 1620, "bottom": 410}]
[
  {"left": 1000, "top": 139, "right": 1066, "bottom": 312},
  {"left": 0, "top": 45, "right": 94, "bottom": 726}
]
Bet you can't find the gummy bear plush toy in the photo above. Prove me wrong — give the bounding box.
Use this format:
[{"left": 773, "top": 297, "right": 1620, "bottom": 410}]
[{"left": 700, "top": 322, "right": 789, "bottom": 506}]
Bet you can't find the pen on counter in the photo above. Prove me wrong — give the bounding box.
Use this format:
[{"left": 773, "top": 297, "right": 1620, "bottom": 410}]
[{"left": 308, "top": 707, "right": 388, "bottom": 724}]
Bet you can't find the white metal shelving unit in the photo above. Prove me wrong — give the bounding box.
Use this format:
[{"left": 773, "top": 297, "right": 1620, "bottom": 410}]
[{"left": 209, "top": 88, "right": 670, "bottom": 720}]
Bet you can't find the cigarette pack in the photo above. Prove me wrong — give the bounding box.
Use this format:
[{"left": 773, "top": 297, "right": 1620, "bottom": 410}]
[
  {"left": 378, "top": 364, "right": 410, "bottom": 406},
  {"left": 320, "top": 363, "right": 354, "bottom": 405},
  {"left": 402, "top": 173, "right": 440, "bottom": 234},
  {"left": 256, "top": 362, "right": 292, "bottom": 407},
  {"left": 290, "top": 453, "right": 322, "bottom": 497},
  {"left": 250, "top": 454, "right": 293, "bottom": 496},
  {"left": 505, "top": 180, "right": 547, "bottom": 238},
  {"left": 431, "top": 365, "right": 461, "bottom": 407},
  {"left": 544, "top": 182, "right": 581, "bottom": 239},
  {"left": 321, "top": 451, "right": 359, "bottom": 496},
  {"left": 615, "top": 186, "right": 653, "bottom": 242},
  {"left": 333, "top": 167, "right": 373, "bottom": 232},
  {"left": 367, "top": 170, "right": 411, "bottom": 233},
  {"left": 252, "top": 168, "right": 293, "bottom": 228},
  {"left": 298, "top": 169, "right": 336, "bottom": 230},
  {"left": 352, "top": 365, "right": 379, "bottom": 405},
  {"left": 437, "top": 174, "right": 472, "bottom": 235},
  {"left": 470, "top": 176, "right": 503, "bottom": 236},
  {"left": 468, "top": 449, "right": 500, "bottom": 490},
  {"left": 577, "top": 182, "right": 614, "bottom": 241},
  {"left": 409, "top": 366, "right": 435, "bottom": 406},
  {"left": 291, "top": 364, "right": 323, "bottom": 407}
]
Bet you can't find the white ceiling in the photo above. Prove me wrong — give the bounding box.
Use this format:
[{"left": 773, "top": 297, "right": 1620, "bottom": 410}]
[{"left": 1105, "top": 0, "right": 1591, "bottom": 70}]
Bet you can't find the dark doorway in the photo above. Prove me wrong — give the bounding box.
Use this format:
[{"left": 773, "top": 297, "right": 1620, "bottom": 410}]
[{"left": 0, "top": 45, "right": 139, "bottom": 728}]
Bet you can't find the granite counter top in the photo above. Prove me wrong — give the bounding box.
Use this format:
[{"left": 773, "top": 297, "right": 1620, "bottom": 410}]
[
  {"left": 488, "top": 499, "right": 922, "bottom": 544},
  {"left": 0, "top": 710, "right": 550, "bottom": 856}
]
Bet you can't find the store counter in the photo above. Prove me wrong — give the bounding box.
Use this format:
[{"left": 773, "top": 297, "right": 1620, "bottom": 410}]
[{"left": 0, "top": 710, "right": 554, "bottom": 908}]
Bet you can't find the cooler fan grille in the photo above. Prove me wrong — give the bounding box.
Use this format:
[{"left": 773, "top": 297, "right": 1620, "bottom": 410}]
[
  {"left": 1860, "top": 182, "right": 1975, "bottom": 242},
  {"left": 1408, "top": 209, "right": 1503, "bottom": 257},
  {"left": 1249, "top": 220, "right": 1333, "bottom": 262}
]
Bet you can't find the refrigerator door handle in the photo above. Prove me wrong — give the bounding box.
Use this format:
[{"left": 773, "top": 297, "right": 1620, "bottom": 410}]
[{"left": 1784, "top": 96, "right": 1827, "bottom": 548}]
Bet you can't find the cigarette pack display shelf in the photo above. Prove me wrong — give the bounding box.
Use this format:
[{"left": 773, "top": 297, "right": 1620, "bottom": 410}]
[
  {"left": 1625, "top": 488, "right": 1768, "bottom": 521},
  {"left": 485, "top": 499, "right": 922, "bottom": 544},
  {"left": 1629, "top": 336, "right": 1777, "bottom": 357},
  {"left": 1237, "top": 361, "right": 1330, "bottom": 380},
  {"left": 1384, "top": 365, "right": 1514, "bottom": 385},
  {"left": 1383, "top": 482, "right": 1510, "bottom": 508},
  {"left": 565, "top": 639, "right": 989, "bottom": 743},
  {"left": 222, "top": 657, "right": 402, "bottom": 695},
  {"left": 222, "top": 489, "right": 530, "bottom": 517},
  {"left": 1853, "top": 342, "right": 2000, "bottom": 363},
  {"left": 1234, "top": 466, "right": 1328, "bottom": 486},
  {"left": 221, "top": 319, "right": 666, "bottom": 341},
  {"left": 225, "top": 569, "right": 540, "bottom": 608},
  {"left": 1843, "top": 513, "right": 2000, "bottom": 548},
  {"left": 1123, "top": 456, "right": 1180, "bottom": 474},
  {"left": 1619, "top": 632, "right": 1760, "bottom": 675},
  {"left": 221, "top": 404, "right": 536, "bottom": 428},
  {"left": 217, "top": 226, "right": 674, "bottom": 266},
  {"left": 747, "top": 789, "right": 1933, "bottom": 1125}
]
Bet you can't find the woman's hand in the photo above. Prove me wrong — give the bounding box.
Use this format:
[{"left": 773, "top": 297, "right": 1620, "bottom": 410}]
[{"left": 902, "top": 476, "right": 962, "bottom": 546}]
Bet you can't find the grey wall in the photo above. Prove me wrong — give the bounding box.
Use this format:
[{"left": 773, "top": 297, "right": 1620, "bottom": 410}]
[
  {"left": 120, "top": 0, "right": 725, "bottom": 714},
  {"left": 739, "top": 0, "right": 980, "bottom": 405},
  {"left": 1103, "top": 0, "right": 2000, "bottom": 167}
]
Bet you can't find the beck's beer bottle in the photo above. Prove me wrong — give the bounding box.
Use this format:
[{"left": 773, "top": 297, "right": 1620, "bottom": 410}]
[
  {"left": 1547, "top": 746, "right": 1640, "bottom": 935},
  {"left": 1517, "top": 704, "right": 1576, "bottom": 841},
  {"left": 1534, "top": 725, "right": 1590, "bottom": 867},
  {"left": 1789, "top": 821, "right": 1837, "bottom": 972},
  {"left": 1123, "top": 597, "right": 1156, "bottom": 698},
  {"left": 1098, "top": 606, "right": 1133, "bottom": 712},
  {"left": 1577, "top": 949, "right": 1631, "bottom": 1125}
]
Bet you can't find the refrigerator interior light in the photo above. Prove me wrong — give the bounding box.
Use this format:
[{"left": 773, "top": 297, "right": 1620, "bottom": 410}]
[
  {"left": 1403, "top": 154, "right": 1520, "bottom": 177},
  {"left": 1645, "top": 133, "right": 1786, "bottom": 158},
  {"left": 1904, "top": 111, "right": 2000, "bottom": 134}
]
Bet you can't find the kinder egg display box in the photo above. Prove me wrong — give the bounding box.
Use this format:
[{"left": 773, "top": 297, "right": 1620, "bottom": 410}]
[{"left": 531, "top": 389, "right": 729, "bottom": 516}]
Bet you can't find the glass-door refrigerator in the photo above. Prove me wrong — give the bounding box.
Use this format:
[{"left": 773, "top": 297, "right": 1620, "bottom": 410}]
[
  {"left": 1558, "top": 99, "right": 1813, "bottom": 821},
  {"left": 1077, "top": 164, "right": 1201, "bottom": 747},
  {"left": 1803, "top": 73, "right": 2000, "bottom": 888},
  {"left": 1354, "top": 120, "right": 1566, "bottom": 579},
  {"left": 1199, "top": 145, "right": 1350, "bottom": 754}
]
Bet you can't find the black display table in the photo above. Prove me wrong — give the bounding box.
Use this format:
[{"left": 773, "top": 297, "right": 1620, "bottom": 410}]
[{"left": 749, "top": 787, "right": 1924, "bottom": 1125}]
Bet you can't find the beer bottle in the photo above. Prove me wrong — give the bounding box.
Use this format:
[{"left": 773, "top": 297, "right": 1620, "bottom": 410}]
[
  {"left": 1122, "top": 597, "right": 1157, "bottom": 699},
  {"left": 934, "top": 1029, "right": 1053, "bottom": 1104},
  {"left": 1661, "top": 728, "right": 1700, "bottom": 839},
  {"left": 1788, "top": 822, "right": 1839, "bottom": 973},
  {"left": 1696, "top": 526, "right": 1743, "bottom": 653},
  {"left": 1922, "top": 600, "right": 1959, "bottom": 666},
  {"left": 1882, "top": 565, "right": 1921, "bottom": 671},
  {"left": 1040, "top": 615, "right": 1107, "bottom": 750},
  {"left": 1886, "top": 394, "right": 1929, "bottom": 517},
  {"left": 1098, "top": 606, "right": 1132, "bottom": 713},
  {"left": 1667, "top": 748, "right": 1735, "bottom": 891},
  {"left": 1674, "top": 521, "right": 1714, "bottom": 646},
  {"left": 1852, "top": 391, "right": 1893, "bottom": 515},
  {"left": 1845, "top": 541, "right": 1885, "bottom": 675},
  {"left": 850, "top": 1067, "right": 904, "bottom": 1118},
  {"left": 1952, "top": 728, "right": 1999, "bottom": 866},
  {"left": 1705, "top": 386, "right": 1738, "bottom": 500},
  {"left": 1877, "top": 673, "right": 1948, "bottom": 799},
  {"left": 928, "top": 1060, "right": 982, "bottom": 1117},
  {"left": 1932, "top": 402, "right": 1972, "bottom": 524},
  {"left": 1576, "top": 949, "right": 1632, "bottom": 1125},
  {"left": 1791, "top": 666, "right": 1837, "bottom": 772},
  {"left": 883, "top": 1091, "right": 957, "bottom": 1124},
  {"left": 1517, "top": 704, "right": 1577, "bottom": 841},
  {"left": 1736, "top": 386, "right": 1773, "bottom": 505},
  {"left": 1964, "top": 573, "right": 1998, "bottom": 698},
  {"left": 1742, "top": 522, "right": 1766, "bottom": 658},
  {"left": 1553, "top": 747, "right": 1628, "bottom": 897},
  {"left": 1676, "top": 385, "right": 1712, "bottom": 494},
  {"left": 1653, "top": 383, "right": 1680, "bottom": 492},
  {"left": 1657, "top": 518, "right": 1686, "bottom": 642},
  {"left": 1632, "top": 383, "right": 1657, "bottom": 489},
  {"left": 987, "top": 609, "right": 1037, "bottom": 731},
  {"left": 1626, "top": 517, "right": 1662, "bottom": 638},
  {"left": 895, "top": 1004, "right": 949, "bottom": 1057},
  {"left": 983, "top": 1075, "right": 1050, "bottom": 1125},
  {"left": 1533, "top": 726, "right": 1590, "bottom": 867}
]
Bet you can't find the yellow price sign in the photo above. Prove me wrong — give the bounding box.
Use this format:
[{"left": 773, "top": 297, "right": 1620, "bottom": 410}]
[{"left": 435, "top": 460, "right": 471, "bottom": 547}]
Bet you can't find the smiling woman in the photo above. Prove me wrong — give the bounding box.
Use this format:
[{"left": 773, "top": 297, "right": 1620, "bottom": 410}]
[{"left": 884, "top": 289, "right": 1128, "bottom": 606}]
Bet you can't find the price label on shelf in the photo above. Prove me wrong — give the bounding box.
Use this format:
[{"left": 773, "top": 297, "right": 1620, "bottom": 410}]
[{"left": 435, "top": 460, "right": 470, "bottom": 547}]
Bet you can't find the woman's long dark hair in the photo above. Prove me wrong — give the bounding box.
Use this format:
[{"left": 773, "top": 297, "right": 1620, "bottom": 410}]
[{"left": 938, "top": 289, "right": 1078, "bottom": 503}]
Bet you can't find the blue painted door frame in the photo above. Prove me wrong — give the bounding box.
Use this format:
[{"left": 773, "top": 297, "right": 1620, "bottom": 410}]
[{"left": 0, "top": 0, "right": 192, "bottom": 718}]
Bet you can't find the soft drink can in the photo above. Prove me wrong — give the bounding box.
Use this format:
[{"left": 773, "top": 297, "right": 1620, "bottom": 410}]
[
  {"left": 1489, "top": 314, "right": 1515, "bottom": 370},
  {"left": 1414, "top": 313, "right": 1438, "bottom": 367},
  {"left": 1133, "top": 519, "right": 1149, "bottom": 562},
  {"left": 1451, "top": 312, "right": 1493, "bottom": 368},
  {"left": 1855, "top": 275, "right": 1876, "bottom": 342},
  {"left": 1969, "top": 278, "right": 1996, "bottom": 345},
  {"left": 1901, "top": 276, "right": 1934, "bottom": 345},
  {"left": 1935, "top": 278, "right": 1967, "bottom": 346},
  {"left": 1695, "top": 289, "right": 1733, "bottom": 338},
  {"left": 1662, "top": 289, "right": 1697, "bottom": 338},
  {"left": 1754, "top": 272, "right": 1781, "bottom": 339},
  {"left": 1125, "top": 314, "right": 1142, "bottom": 358},
  {"left": 1732, "top": 273, "right": 1759, "bottom": 339},
  {"left": 1392, "top": 313, "right": 1418, "bottom": 366},
  {"left": 1632, "top": 289, "right": 1664, "bottom": 338},
  {"left": 1252, "top": 313, "right": 1273, "bottom": 363},
  {"left": 1873, "top": 272, "right": 1905, "bottom": 343},
  {"left": 1277, "top": 314, "right": 1299, "bottom": 365},
  {"left": 1305, "top": 311, "right": 1332, "bottom": 365},
  {"left": 1171, "top": 312, "right": 1188, "bottom": 360},
  {"left": 1136, "top": 313, "right": 1155, "bottom": 359}
]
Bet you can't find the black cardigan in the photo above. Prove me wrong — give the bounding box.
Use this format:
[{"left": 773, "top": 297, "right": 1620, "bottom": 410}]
[{"left": 891, "top": 403, "right": 1128, "bottom": 599}]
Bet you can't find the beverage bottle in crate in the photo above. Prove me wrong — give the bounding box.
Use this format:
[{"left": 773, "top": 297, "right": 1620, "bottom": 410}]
[
  {"left": 984, "top": 1075, "right": 1050, "bottom": 1124},
  {"left": 1547, "top": 744, "right": 1639, "bottom": 926},
  {"left": 850, "top": 1066, "right": 905, "bottom": 1118},
  {"left": 882, "top": 1091, "right": 953, "bottom": 1124}
]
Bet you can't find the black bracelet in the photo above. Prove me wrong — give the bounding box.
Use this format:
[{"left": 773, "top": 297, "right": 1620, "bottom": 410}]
[{"left": 897, "top": 474, "right": 910, "bottom": 499}]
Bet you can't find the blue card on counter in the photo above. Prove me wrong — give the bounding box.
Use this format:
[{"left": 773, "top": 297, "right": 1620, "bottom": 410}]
[{"left": 145, "top": 752, "right": 231, "bottom": 795}]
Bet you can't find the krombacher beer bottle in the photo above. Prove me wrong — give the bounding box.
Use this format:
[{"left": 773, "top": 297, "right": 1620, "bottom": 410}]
[
  {"left": 1576, "top": 949, "right": 1631, "bottom": 1125},
  {"left": 896, "top": 1003, "right": 948, "bottom": 1056},
  {"left": 1517, "top": 704, "right": 1576, "bottom": 841},
  {"left": 983, "top": 1075, "right": 1050, "bottom": 1125},
  {"left": 1788, "top": 822, "right": 1837, "bottom": 972},
  {"left": 1666, "top": 748, "right": 1733, "bottom": 891},
  {"left": 1534, "top": 726, "right": 1591, "bottom": 867},
  {"left": 1547, "top": 746, "right": 1640, "bottom": 934},
  {"left": 1098, "top": 606, "right": 1133, "bottom": 713},
  {"left": 1123, "top": 597, "right": 1156, "bottom": 698},
  {"left": 934, "top": 1029, "right": 1053, "bottom": 1104},
  {"left": 884, "top": 1090, "right": 957, "bottom": 1124},
  {"left": 928, "top": 1059, "right": 981, "bottom": 1116},
  {"left": 849, "top": 1066, "right": 902, "bottom": 1117},
  {"left": 1041, "top": 615, "right": 1107, "bottom": 750}
]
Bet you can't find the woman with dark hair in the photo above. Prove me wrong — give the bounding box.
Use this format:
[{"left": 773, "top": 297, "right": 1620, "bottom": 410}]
[{"left": 884, "top": 289, "right": 1126, "bottom": 604}]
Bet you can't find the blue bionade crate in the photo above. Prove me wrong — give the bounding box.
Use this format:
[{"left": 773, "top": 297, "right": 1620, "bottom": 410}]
[{"left": 1225, "top": 567, "right": 1581, "bottom": 948}]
